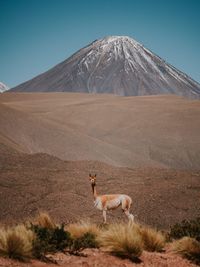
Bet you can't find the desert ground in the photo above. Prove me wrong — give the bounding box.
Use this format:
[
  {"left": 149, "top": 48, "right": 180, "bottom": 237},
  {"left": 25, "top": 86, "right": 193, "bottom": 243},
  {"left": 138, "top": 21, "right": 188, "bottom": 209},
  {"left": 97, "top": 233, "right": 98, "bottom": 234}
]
[
  {"left": 0, "top": 93, "right": 200, "bottom": 169},
  {"left": 0, "top": 93, "right": 200, "bottom": 228},
  {"left": 0, "top": 93, "right": 200, "bottom": 266},
  {"left": 0, "top": 140, "right": 200, "bottom": 228},
  {"left": 0, "top": 248, "right": 198, "bottom": 267}
]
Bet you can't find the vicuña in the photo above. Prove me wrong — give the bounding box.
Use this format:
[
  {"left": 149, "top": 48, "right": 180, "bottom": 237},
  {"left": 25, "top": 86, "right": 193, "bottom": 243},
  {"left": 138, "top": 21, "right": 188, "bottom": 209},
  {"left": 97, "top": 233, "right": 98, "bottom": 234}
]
[{"left": 89, "top": 173, "right": 134, "bottom": 223}]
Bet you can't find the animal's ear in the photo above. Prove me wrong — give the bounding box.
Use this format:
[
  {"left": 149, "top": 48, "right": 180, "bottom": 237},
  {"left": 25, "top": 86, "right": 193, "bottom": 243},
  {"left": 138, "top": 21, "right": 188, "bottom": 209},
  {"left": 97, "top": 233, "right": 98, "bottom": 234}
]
[
  {"left": 94, "top": 174, "right": 97, "bottom": 177},
  {"left": 89, "top": 173, "right": 91, "bottom": 177}
]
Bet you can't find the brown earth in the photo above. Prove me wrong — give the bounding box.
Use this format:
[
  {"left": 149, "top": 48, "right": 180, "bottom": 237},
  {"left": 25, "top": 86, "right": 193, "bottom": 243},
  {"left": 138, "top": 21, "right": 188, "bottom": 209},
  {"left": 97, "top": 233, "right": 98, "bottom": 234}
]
[
  {"left": 0, "top": 93, "right": 200, "bottom": 228},
  {"left": 0, "top": 93, "right": 200, "bottom": 266},
  {"left": 0, "top": 248, "right": 198, "bottom": 267},
  {"left": 0, "top": 141, "right": 200, "bottom": 228},
  {"left": 0, "top": 93, "right": 200, "bottom": 169}
]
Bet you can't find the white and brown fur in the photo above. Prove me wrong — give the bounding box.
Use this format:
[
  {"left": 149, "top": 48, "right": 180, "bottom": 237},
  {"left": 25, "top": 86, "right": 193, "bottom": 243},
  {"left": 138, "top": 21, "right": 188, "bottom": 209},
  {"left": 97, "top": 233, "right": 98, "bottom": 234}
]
[{"left": 89, "top": 173, "right": 134, "bottom": 223}]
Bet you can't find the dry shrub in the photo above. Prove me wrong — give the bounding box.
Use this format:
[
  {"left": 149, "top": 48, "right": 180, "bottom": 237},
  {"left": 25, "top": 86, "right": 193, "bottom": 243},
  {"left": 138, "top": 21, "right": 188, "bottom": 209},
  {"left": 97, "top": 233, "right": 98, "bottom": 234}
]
[
  {"left": 169, "top": 218, "right": 200, "bottom": 241},
  {"left": 0, "top": 225, "right": 34, "bottom": 260},
  {"left": 66, "top": 220, "right": 100, "bottom": 239},
  {"left": 97, "top": 223, "right": 143, "bottom": 261},
  {"left": 139, "top": 225, "right": 165, "bottom": 252},
  {"left": 0, "top": 228, "right": 7, "bottom": 255},
  {"left": 34, "top": 212, "right": 55, "bottom": 229},
  {"left": 171, "top": 237, "right": 200, "bottom": 264},
  {"left": 31, "top": 223, "right": 71, "bottom": 259}
]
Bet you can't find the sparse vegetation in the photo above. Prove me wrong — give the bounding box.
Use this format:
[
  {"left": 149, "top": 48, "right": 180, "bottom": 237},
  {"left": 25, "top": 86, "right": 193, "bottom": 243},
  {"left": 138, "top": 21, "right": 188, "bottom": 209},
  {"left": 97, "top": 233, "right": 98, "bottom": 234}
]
[
  {"left": 139, "top": 225, "right": 165, "bottom": 252},
  {"left": 97, "top": 222, "right": 165, "bottom": 261},
  {"left": 171, "top": 237, "right": 200, "bottom": 265},
  {"left": 98, "top": 223, "right": 143, "bottom": 261},
  {"left": 31, "top": 223, "right": 71, "bottom": 260},
  {"left": 0, "top": 225, "right": 34, "bottom": 261},
  {"left": 0, "top": 213, "right": 102, "bottom": 262},
  {"left": 31, "top": 223, "right": 99, "bottom": 260},
  {"left": 169, "top": 217, "right": 200, "bottom": 241},
  {"left": 31, "top": 213, "right": 99, "bottom": 260},
  {"left": 1, "top": 212, "right": 200, "bottom": 265},
  {"left": 34, "top": 212, "right": 56, "bottom": 229},
  {"left": 66, "top": 220, "right": 100, "bottom": 239},
  {"left": 0, "top": 216, "right": 166, "bottom": 263},
  {"left": 69, "top": 232, "right": 98, "bottom": 256}
]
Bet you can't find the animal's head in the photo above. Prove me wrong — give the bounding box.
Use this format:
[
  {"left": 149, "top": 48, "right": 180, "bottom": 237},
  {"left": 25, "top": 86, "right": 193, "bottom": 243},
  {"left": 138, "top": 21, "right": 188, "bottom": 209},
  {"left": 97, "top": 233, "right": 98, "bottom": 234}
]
[{"left": 89, "top": 173, "right": 96, "bottom": 185}]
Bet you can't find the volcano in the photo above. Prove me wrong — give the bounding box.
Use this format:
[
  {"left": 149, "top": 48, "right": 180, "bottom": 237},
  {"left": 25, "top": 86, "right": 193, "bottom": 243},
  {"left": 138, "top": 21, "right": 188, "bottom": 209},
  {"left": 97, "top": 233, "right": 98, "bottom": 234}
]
[{"left": 11, "top": 36, "right": 200, "bottom": 98}]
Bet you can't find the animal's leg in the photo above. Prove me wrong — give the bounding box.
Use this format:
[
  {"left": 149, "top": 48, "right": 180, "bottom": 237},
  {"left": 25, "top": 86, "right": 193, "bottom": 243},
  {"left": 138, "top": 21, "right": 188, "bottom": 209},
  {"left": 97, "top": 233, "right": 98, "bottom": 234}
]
[
  {"left": 124, "top": 210, "right": 134, "bottom": 222},
  {"left": 103, "top": 210, "right": 107, "bottom": 224},
  {"left": 122, "top": 198, "right": 134, "bottom": 222},
  {"left": 121, "top": 198, "right": 127, "bottom": 211}
]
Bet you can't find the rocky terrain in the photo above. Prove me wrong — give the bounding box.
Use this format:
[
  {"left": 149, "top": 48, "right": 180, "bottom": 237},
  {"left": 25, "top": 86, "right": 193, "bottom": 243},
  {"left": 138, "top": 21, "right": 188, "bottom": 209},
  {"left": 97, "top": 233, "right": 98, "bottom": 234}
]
[
  {"left": 0, "top": 248, "right": 197, "bottom": 267},
  {"left": 0, "top": 139, "right": 200, "bottom": 228}
]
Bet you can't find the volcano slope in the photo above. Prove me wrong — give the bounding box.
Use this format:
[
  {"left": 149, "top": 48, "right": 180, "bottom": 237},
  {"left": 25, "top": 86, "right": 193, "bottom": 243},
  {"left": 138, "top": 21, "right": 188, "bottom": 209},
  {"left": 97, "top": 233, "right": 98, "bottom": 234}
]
[{"left": 0, "top": 93, "right": 200, "bottom": 228}]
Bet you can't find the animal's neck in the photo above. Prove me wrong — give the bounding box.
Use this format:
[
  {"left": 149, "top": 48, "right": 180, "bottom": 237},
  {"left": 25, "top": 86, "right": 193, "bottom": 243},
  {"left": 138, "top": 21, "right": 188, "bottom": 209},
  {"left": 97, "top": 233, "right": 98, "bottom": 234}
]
[{"left": 91, "top": 183, "right": 97, "bottom": 199}]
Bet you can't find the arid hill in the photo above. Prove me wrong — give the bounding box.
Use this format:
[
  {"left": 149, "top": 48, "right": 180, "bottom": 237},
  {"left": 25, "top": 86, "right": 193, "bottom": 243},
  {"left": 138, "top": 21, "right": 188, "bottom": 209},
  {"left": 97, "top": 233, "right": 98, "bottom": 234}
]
[
  {"left": 0, "top": 92, "right": 200, "bottom": 228},
  {"left": 0, "top": 141, "right": 200, "bottom": 229},
  {"left": 0, "top": 93, "right": 200, "bottom": 169}
]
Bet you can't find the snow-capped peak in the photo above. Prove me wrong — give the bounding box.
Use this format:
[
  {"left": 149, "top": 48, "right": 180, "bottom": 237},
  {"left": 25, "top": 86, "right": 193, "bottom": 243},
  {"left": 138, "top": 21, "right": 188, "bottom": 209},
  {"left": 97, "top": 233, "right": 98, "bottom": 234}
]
[
  {"left": 102, "top": 35, "right": 139, "bottom": 44},
  {"left": 0, "top": 82, "right": 9, "bottom": 93},
  {"left": 96, "top": 35, "right": 141, "bottom": 52}
]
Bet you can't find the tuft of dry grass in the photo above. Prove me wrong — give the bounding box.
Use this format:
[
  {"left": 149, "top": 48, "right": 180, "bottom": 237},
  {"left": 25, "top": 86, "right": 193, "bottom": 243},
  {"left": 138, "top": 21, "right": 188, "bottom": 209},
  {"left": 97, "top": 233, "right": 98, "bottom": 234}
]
[
  {"left": 66, "top": 220, "right": 101, "bottom": 239},
  {"left": 0, "top": 225, "right": 35, "bottom": 261},
  {"left": 171, "top": 237, "right": 200, "bottom": 264},
  {"left": 34, "top": 212, "right": 56, "bottom": 229},
  {"left": 139, "top": 225, "right": 166, "bottom": 252},
  {"left": 97, "top": 223, "right": 143, "bottom": 261}
]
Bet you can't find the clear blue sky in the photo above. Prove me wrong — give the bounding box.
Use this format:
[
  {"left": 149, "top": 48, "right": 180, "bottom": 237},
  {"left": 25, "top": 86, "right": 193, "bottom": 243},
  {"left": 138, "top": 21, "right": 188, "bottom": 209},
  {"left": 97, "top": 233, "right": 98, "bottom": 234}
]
[{"left": 0, "top": 0, "right": 200, "bottom": 88}]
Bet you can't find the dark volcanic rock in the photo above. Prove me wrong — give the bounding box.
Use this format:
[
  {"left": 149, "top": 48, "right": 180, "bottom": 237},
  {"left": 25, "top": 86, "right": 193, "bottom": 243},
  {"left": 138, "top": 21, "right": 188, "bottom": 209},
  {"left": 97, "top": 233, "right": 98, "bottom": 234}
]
[{"left": 11, "top": 36, "right": 200, "bottom": 98}]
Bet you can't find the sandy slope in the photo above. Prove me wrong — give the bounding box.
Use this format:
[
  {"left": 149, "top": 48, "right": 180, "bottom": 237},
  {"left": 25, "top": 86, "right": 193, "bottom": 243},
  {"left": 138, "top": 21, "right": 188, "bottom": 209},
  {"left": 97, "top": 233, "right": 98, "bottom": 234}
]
[{"left": 0, "top": 93, "right": 200, "bottom": 169}]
